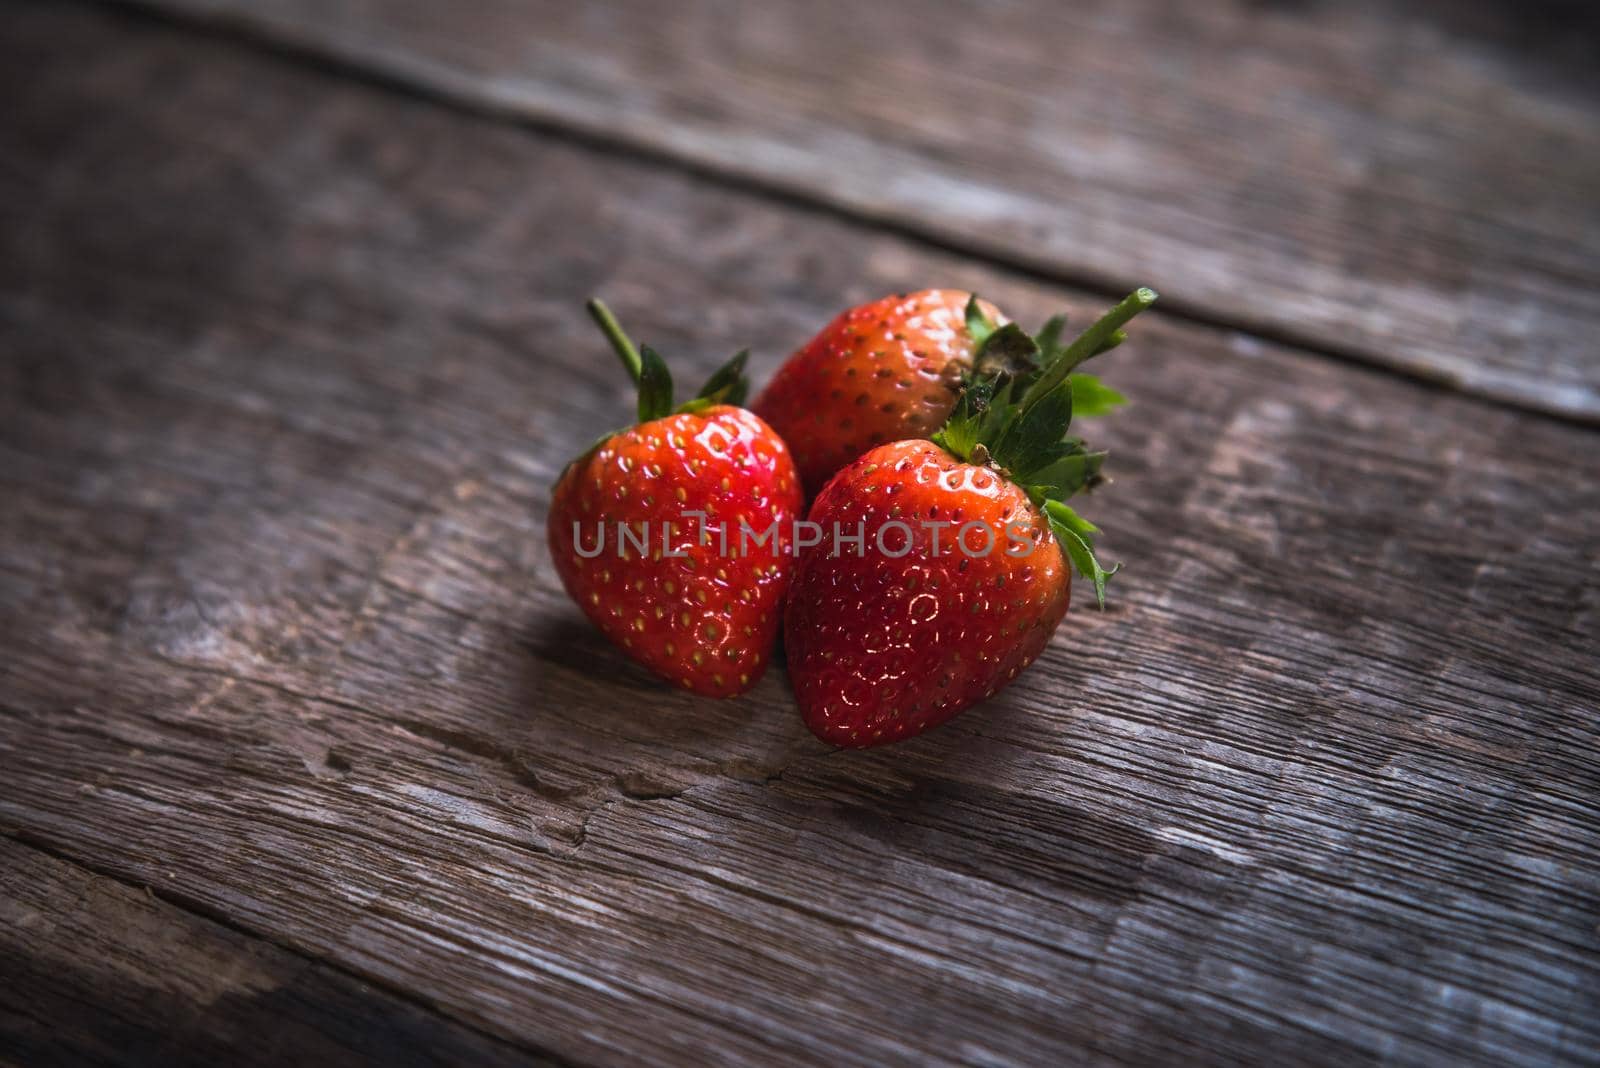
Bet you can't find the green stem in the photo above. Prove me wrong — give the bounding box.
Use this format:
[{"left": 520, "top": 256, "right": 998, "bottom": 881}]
[
  {"left": 1018, "top": 288, "right": 1156, "bottom": 417},
  {"left": 586, "top": 298, "right": 643, "bottom": 384}
]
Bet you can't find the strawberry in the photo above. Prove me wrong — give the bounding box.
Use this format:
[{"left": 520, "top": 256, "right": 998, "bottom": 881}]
[
  {"left": 548, "top": 301, "right": 803, "bottom": 697},
  {"left": 753, "top": 289, "right": 1006, "bottom": 497},
  {"left": 783, "top": 289, "right": 1157, "bottom": 746}
]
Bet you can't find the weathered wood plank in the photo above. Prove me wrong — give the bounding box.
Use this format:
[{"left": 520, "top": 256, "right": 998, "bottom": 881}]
[
  {"left": 123, "top": 0, "right": 1600, "bottom": 423},
  {"left": 2, "top": 4, "right": 1598, "bottom": 1066},
  {"left": 0, "top": 839, "right": 560, "bottom": 1066}
]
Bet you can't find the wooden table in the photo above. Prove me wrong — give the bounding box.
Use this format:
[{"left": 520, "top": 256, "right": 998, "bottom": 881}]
[{"left": 3, "top": 1, "right": 1596, "bottom": 1064}]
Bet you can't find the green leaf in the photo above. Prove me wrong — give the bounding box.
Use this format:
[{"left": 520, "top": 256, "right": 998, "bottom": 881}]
[
  {"left": 1044, "top": 500, "right": 1119, "bottom": 608},
  {"left": 979, "top": 403, "right": 1018, "bottom": 456},
  {"left": 993, "top": 377, "right": 1072, "bottom": 476},
  {"left": 973, "top": 323, "right": 1040, "bottom": 378},
  {"left": 1035, "top": 314, "right": 1067, "bottom": 363},
  {"left": 932, "top": 375, "right": 996, "bottom": 461},
  {"left": 964, "top": 294, "right": 996, "bottom": 348},
  {"left": 1068, "top": 373, "right": 1128, "bottom": 418},
  {"left": 1025, "top": 448, "right": 1107, "bottom": 498},
  {"left": 636, "top": 345, "right": 674, "bottom": 422},
  {"left": 1044, "top": 499, "right": 1099, "bottom": 538},
  {"left": 690, "top": 349, "right": 749, "bottom": 408}
]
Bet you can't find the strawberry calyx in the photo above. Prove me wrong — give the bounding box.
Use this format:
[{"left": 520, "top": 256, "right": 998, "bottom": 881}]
[
  {"left": 586, "top": 299, "right": 750, "bottom": 423},
  {"left": 934, "top": 287, "right": 1159, "bottom": 607}
]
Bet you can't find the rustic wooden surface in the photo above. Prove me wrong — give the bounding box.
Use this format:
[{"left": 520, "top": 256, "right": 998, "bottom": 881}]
[
  {"left": 0, "top": 840, "right": 557, "bottom": 1066},
  {"left": 2, "top": 2, "right": 1598, "bottom": 1066},
  {"left": 128, "top": 0, "right": 1600, "bottom": 423}
]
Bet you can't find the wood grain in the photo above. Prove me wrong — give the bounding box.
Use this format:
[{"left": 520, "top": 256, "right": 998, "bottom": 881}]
[
  {"left": 2, "top": 3, "right": 1598, "bottom": 1065},
  {"left": 0, "top": 839, "right": 560, "bottom": 1066},
  {"left": 123, "top": 0, "right": 1600, "bottom": 423}
]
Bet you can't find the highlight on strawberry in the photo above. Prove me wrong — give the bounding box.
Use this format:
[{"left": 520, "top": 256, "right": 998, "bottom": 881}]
[
  {"left": 547, "top": 301, "right": 803, "bottom": 697},
  {"left": 782, "top": 288, "right": 1157, "bottom": 747}
]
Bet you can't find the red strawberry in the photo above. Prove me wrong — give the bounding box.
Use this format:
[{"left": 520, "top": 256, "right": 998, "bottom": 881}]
[
  {"left": 753, "top": 289, "right": 1006, "bottom": 496},
  {"left": 549, "top": 301, "right": 803, "bottom": 697},
  {"left": 784, "top": 289, "right": 1157, "bottom": 746}
]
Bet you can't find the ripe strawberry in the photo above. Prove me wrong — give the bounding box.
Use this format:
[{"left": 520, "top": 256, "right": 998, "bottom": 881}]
[
  {"left": 549, "top": 301, "right": 803, "bottom": 697},
  {"left": 753, "top": 289, "right": 1006, "bottom": 496},
  {"left": 784, "top": 289, "right": 1157, "bottom": 746}
]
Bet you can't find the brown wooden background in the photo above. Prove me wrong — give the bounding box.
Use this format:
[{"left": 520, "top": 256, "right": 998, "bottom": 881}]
[{"left": 2, "top": 1, "right": 1597, "bottom": 1065}]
